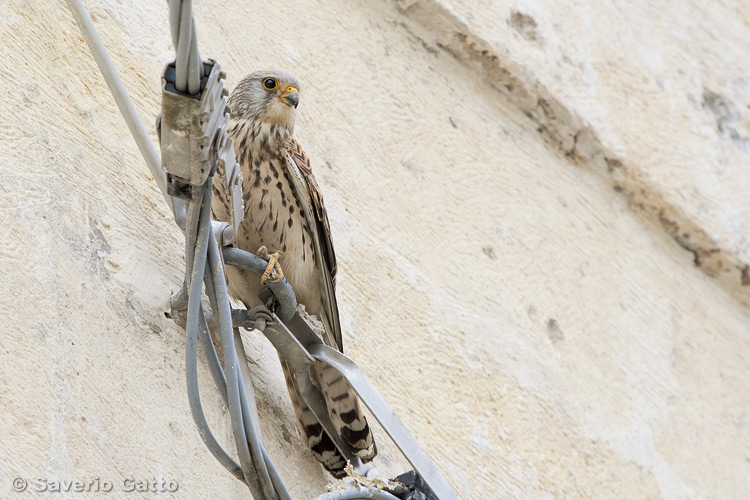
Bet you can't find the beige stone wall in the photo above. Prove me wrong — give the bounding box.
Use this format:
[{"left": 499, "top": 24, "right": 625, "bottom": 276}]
[{"left": 1, "top": 1, "right": 748, "bottom": 499}]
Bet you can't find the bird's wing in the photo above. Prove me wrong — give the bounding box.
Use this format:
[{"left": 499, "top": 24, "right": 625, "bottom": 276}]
[{"left": 283, "top": 137, "right": 343, "bottom": 351}]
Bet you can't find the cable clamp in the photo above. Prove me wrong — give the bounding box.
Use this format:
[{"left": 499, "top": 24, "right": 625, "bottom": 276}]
[{"left": 158, "top": 59, "right": 244, "bottom": 238}]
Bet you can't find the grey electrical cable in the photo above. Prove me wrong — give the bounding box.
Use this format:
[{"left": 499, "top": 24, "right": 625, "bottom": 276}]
[
  {"left": 185, "top": 189, "right": 289, "bottom": 500},
  {"left": 187, "top": 179, "right": 399, "bottom": 500},
  {"left": 184, "top": 187, "right": 271, "bottom": 493},
  {"left": 168, "top": 0, "right": 204, "bottom": 95},
  {"left": 201, "top": 255, "right": 291, "bottom": 500},
  {"left": 198, "top": 307, "right": 228, "bottom": 398},
  {"left": 184, "top": 187, "right": 244, "bottom": 481},
  {"left": 160, "top": 8, "right": 284, "bottom": 495},
  {"left": 168, "top": 0, "right": 181, "bottom": 54},
  {"left": 207, "top": 225, "right": 280, "bottom": 500},
  {"left": 64, "top": 0, "right": 182, "bottom": 224},
  {"left": 184, "top": 186, "right": 201, "bottom": 278},
  {"left": 175, "top": 0, "right": 193, "bottom": 92},
  {"left": 309, "top": 489, "right": 402, "bottom": 500},
  {"left": 186, "top": 189, "right": 227, "bottom": 403},
  {"left": 203, "top": 272, "right": 267, "bottom": 499},
  {"left": 187, "top": 22, "right": 203, "bottom": 95},
  {"left": 234, "top": 332, "right": 292, "bottom": 500},
  {"left": 172, "top": 181, "right": 204, "bottom": 311},
  {"left": 197, "top": 240, "right": 289, "bottom": 500}
]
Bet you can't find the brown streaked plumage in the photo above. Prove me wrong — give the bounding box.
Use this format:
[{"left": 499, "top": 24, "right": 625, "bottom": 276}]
[{"left": 212, "top": 70, "right": 376, "bottom": 477}]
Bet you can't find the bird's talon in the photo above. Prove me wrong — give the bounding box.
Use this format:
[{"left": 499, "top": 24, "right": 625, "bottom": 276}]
[
  {"left": 256, "top": 245, "right": 270, "bottom": 261},
  {"left": 259, "top": 248, "right": 284, "bottom": 283}
]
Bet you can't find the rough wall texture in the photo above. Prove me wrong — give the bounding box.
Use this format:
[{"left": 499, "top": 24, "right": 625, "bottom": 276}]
[{"left": 1, "top": 1, "right": 748, "bottom": 499}]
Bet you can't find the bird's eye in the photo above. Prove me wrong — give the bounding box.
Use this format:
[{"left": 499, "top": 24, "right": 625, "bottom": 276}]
[{"left": 262, "top": 78, "right": 279, "bottom": 91}]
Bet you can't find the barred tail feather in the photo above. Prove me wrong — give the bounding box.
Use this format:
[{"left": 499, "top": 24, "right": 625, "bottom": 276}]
[
  {"left": 313, "top": 364, "right": 377, "bottom": 462},
  {"left": 280, "top": 357, "right": 347, "bottom": 478}
]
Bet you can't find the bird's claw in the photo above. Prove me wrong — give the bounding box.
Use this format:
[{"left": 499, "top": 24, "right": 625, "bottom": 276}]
[
  {"left": 256, "top": 245, "right": 270, "bottom": 261},
  {"left": 257, "top": 245, "right": 284, "bottom": 283}
]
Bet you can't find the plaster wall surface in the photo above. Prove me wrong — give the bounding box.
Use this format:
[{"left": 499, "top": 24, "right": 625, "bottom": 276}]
[{"left": 0, "top": 1, "right": 748, "bottom": 499}]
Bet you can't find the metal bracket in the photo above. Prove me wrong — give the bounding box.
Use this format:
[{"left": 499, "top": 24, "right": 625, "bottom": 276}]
[
  {"left": 216, "top": 122, "right": 244, "bottom": 242},
  {"left": 306, "top": 345, "right": 460, "bottom": 500},
  {"left": 211, "top": 220, "right": 234, "bottom": 248}
]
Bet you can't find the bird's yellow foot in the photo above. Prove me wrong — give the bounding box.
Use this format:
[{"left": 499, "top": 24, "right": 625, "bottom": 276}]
[{"left": 257, "top": 245, "right": 284, "bottom": 283}]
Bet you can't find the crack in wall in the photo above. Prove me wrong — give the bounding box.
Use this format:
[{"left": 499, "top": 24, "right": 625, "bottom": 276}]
[{"left": 394, "top": 0, "right": 750, "bottom": 307}]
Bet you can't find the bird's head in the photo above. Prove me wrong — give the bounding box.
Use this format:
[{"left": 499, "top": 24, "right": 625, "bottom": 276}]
[{"left": 228, "top": 70, "right": 301, "bottom": 130}]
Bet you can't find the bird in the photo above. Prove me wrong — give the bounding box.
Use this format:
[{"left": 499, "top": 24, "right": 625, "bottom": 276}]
[{"left": 211, "top": 70, "right": 377, "bottom": 478}]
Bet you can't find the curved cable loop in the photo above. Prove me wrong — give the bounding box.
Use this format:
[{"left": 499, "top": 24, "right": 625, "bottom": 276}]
[
  {"left": 191, "top": 202, "right": 290, "bottom": 500},
  {"left": 188, "top": 181, "right": 287, "bottom": 500},
  {"left": 205, "top": 195, "right": 276, "bottom": 499},
  {"left": 234, "top": 329, "right": 294, "bottom": 500},
  {"left": 183, "top": 185, "right": 244, "bottom": 481}
]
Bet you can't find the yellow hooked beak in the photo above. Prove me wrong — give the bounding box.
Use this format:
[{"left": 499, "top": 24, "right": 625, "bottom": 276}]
[{"left": 280, "top": 86, "right": 299, "bottom": 108}]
